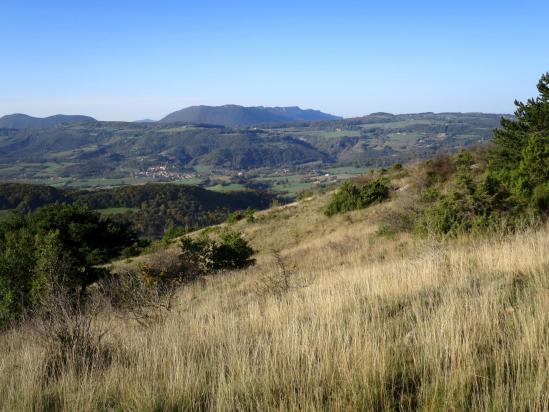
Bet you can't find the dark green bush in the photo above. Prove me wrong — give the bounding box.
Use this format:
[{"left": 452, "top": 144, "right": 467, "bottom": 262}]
[
  {"left": 0, "top": 204, "right": 136, "bottom": 328},
  {"left": 362, "top": 179, "right": 391, "bottom": 204},
  {"left": 211, "top": 230, "right": 255, "bottom": 270},
  {"left": 325, "top": 178, "right": 390, "bottom": 216},
  {"left": 532, "top": 183, "right": 549, "bottom": 213},
  {"left": 417, "top": 194, "right": 495, "bottom": 236}
]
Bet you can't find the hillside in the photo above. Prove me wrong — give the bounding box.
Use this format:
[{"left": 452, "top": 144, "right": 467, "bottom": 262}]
[
  {"left": 0, "top": 112, "right": 504, "bottom": 186},
  {"left": 2, "top": 167, "right": 548, "bottom": 410},
  {"left": 0, "top": 113, "right": 97, "bottom": 129},
  {"left": 159, "top": 105, "right": 341, "bottom": 126},
  {"left": 1, "top": 73, "right": 547, "bottom": 407},
  {"left": 0, "top": 182, "right": 274, "bottom": 237}
]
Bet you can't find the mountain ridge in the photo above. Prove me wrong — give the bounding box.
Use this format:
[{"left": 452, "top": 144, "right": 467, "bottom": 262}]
[
  {"left": 159, "top": 105, "right": 341, "bottom": 126},
  {"left": 0, "top": 113, "right": 97, "bottom": 129}
]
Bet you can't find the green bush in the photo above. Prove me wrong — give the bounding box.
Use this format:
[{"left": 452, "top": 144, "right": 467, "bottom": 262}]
[
  {"left": 417, "top": 153, "right": 498, "bottom": 236},
  {"left": 212, "top": 230, "right": 255, "bottom": 269},
  {"left": 0, "top": 204, "right": 136, "bottom": 328},
  {"left": 362, "top": 179, "right": 391, "bottom": 204},
  {"left": 180, "top": 230, "right": 255, "bottom": 275},
  {"left": 325, "top": 178, "right": 390, "bottom": 216},
  {"left": 245, "top": 207, "right": 255, "bottom": 223},
  {"left": 420, "top": 187, "right": 440, "bottom": 202},
  {"left": 226, "top": 211, "right": 243, "bottom": 224},
  {"left": 417, "top": 73, "right": 549, "bottom": 236}
]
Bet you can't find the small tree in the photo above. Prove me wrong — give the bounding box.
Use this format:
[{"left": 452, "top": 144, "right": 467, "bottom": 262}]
[{"left": 211, "top": 230, "right": 255, "bottom": 270}]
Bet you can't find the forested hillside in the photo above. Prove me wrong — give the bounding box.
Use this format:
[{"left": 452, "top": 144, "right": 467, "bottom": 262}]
[
  {"left": 0, "top": 114, "right": 96, "bottom": 129},
  {"left": 0, "top": 112, "right": 504, "bottom": 183},
  {"left": 159, "top": 105, "right": 341, "bottom": 126},
  {"left": 0, "top": 183, "right": 273, "bottom": 238}
]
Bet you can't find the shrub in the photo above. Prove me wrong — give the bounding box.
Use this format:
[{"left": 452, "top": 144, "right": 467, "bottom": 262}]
[
  {"left": 255, "top": 252, "right": 305, "bottom": 297},
  {"left": 417, "top": 73, "right": 549, "bottom": 236},
  {"left": 324, "top": 182, "right": 362, "bottom": 216},
  {"left": 325, "top": 178, "right": 390, "bottom": 216},
  {"left": 32, "top": 288, "right": 112, "bottom": 381},
  {"left": 245, "top": 207, "right": 255, "bottom": 223},
  {"left": 376, "top": 210, "right": 416, "bottom": 238},
  {"left": 226, "top": 211, "right": 244, "bottom": 224},
  {"left": 212, "top": 230, "right": 255, "bottom": 270},
  {"left": 101, "top": 264, "right": 180, "bottom": 326},
  {"left": 361, "top": 178, "right": 391, "bottom": 204},
  {"left": 180, "top": 230, "right": 255, "bottom": 274},
  {"left": 0, "top": 204, "right": 136, "bottom": 328},
  {"left": 422, "top": 153, "right": 455, "bottom": 187},
  {"left": 417, "top": 179, "right": 503, "bottom": 236},
  {"left": 420, "top": 187, "right": 440, "bottom": 202}
]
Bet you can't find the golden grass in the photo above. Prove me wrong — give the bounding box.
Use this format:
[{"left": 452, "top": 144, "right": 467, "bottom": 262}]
[{"left": 1, "top": 191, "right": 549, "bottom": 411}]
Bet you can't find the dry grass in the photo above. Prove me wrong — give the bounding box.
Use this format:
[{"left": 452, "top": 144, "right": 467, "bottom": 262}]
[{"left": 1, "top": 191, "right": 549, "bottom": 411}]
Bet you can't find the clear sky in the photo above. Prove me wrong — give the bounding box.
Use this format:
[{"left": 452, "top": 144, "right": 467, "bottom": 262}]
[{"left": 1, "top": 0, "right": 548, "bottom": 121}]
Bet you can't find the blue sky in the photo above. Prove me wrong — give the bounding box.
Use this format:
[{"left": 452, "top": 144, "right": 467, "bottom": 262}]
[{"left": 1, "top": 0, "right": 548, "bottom": 120}]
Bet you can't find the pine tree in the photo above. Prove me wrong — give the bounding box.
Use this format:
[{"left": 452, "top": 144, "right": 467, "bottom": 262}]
[{"left": 489, "top": 73, "right": 549, "bottom": 207}]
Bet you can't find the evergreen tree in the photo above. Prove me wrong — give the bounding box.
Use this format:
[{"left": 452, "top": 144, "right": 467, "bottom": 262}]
[{"left": 489, "top": 73, "right": 549, "bottom": 210}]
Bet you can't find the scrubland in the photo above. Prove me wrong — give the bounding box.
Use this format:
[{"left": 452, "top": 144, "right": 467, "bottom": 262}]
[{"left": 1, "top": 182, "right": 548, "bottom": 411}]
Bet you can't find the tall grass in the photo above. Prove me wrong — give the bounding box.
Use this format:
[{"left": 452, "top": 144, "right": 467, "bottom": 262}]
[{"left": 1, "top": 193, "right": 549, "bottom": 411}]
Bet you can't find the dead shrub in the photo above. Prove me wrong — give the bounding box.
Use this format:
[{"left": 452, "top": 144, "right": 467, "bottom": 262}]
[
  {"left": 416, "top": 153, "right": 456, "bottom": 189},
  {"left": 31, "top": 286, "right": 112, "bottom": 382},
  {"left": 100, "top": 262, "right": 181, "bottom": 327},
  {"left": 255, "top": 252, "right": 309, "bottom": 297}
]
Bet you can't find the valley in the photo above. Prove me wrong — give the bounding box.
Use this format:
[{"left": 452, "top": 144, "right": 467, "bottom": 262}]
[{"left": 0, "top": 112, "right": 505, "bottom": 197}]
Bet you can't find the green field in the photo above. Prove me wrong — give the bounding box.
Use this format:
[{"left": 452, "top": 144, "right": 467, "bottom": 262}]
[
  {"left": 270, "top": 181, "right": 316, "bottom": 194},
  {"left": 172, "top": 178, "right": 204, "bottom": 185},
  {"left": 257, "top": 174, "right": 306, "bottom": 183},
  {"left": 207, "top": 183, "right": 247, "bottom": 192},
  {"left": 358, "top": 119, "right": 432, "bottom": 129},
  {"left": 49, "top": 178, "right": 156, "bottom": 188},
  {"left": 295, "top": 129, "right": 361, "bottom": 139},
  {"left": 324, "top": 166, "right": 370, "bottom": 175}
]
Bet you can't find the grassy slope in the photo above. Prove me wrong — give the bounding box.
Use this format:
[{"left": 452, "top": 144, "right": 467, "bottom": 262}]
[{"left": 1, "top": 180, "right": 548, "bottom": 410}]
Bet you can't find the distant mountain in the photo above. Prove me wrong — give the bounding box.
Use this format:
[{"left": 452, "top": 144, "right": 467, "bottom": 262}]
[
  {"left": 0, "top": 113, "right": 97, "bottom": 129},
  {"left": 133, "top": 119, "right": 156, "bottom": 123},
  {"left": 159, "top": 105, "right": 341, "bottom": 126},
  {"left": 0, "top": 112, "right": 504, "bottom": 181}
]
